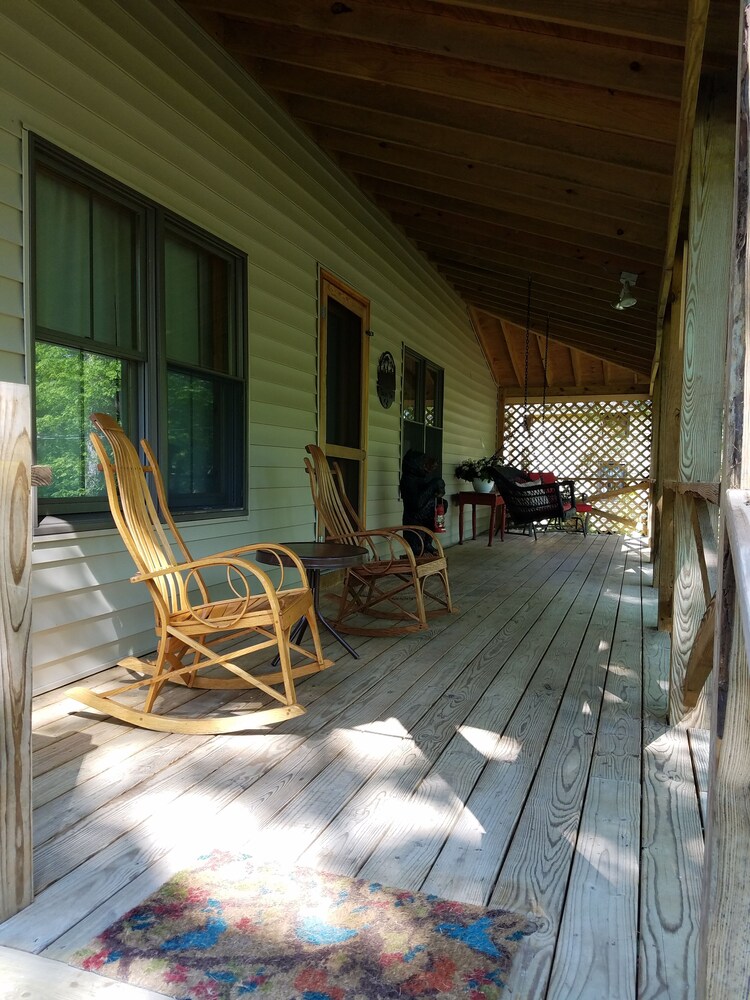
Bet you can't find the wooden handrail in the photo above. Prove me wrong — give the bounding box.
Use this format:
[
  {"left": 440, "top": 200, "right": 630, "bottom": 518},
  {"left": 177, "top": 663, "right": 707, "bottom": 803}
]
[
  {"left": 723, "top": 489, "right": 750, "bottom": 655},
  {"left": 587, "top": 478, "right": 652, "bottom": 503}
]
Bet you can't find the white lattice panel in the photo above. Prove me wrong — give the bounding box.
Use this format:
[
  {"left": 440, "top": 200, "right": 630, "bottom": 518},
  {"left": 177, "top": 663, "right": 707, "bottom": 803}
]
[{"left": 504, "top": 399, "right": 652, "bottom": 534}]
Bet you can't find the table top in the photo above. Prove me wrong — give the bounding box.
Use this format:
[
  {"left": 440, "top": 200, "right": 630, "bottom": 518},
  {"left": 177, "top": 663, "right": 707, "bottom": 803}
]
[{"left": 256, "top": 541, "right": 368, "bottom": 569}]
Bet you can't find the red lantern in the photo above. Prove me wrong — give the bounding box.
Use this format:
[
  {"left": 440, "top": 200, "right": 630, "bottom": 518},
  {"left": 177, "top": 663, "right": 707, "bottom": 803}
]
[{"left": 434, "top": 497, "right": 446, "bottom": 532}]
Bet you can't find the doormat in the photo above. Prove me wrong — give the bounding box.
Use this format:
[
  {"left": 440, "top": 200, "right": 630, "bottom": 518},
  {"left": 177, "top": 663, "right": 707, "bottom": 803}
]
[{"left": 69, "top": 850, "right": 537, "bottom": 999}]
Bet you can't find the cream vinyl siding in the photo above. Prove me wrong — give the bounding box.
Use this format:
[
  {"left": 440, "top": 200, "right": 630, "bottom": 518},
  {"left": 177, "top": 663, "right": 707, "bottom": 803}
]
[
  {"left": 0, "top": 126, "right": 24, "bottom": 383},
  {"left": 0, "top": 0, "right": 496, "bottom": 693}
]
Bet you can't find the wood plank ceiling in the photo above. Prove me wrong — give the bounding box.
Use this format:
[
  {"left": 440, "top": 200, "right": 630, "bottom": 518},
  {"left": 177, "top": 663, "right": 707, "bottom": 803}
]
[{"left": 180, "top": 0, "right": 737, "bottom": 387}]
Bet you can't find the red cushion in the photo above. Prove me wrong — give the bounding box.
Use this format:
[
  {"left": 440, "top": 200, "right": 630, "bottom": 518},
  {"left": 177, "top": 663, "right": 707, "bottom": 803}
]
[
  {"left": 576, "top": 503, "right": 593, "bottom": 513},
  {"left": 539, "top": 472, "right": 557, "bottom": 484},
  {"left": 562, "top": 501, "right": 573, "bottom": 512}
]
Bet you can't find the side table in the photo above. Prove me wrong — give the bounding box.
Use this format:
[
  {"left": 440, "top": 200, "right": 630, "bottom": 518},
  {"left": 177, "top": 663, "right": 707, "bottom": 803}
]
[
  {"left": 457, "top": 491, "right": 506, "bottom": 546},
  {"left": 257, "top": 542, "right": 368, "bottom": 659}
]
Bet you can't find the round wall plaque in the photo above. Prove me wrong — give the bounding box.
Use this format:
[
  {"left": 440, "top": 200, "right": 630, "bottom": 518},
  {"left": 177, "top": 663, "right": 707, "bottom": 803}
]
[{"left": 377, "top": 351, "right": 396, "bottom": 408}]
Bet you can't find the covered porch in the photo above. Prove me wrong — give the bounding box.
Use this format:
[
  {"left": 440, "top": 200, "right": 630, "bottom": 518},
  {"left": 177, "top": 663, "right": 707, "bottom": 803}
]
[
  {"left": 0, "top": 531, "right": 704, "bottom": 998},
  {"left": 0, "top": 0, "right": 748, "bottom": 996}
]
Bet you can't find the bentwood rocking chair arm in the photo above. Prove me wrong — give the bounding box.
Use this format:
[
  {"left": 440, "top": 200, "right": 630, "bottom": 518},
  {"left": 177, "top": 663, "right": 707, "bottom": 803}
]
[
  {"left": 326, "top": 528, "right": 419, "bottom": 568},
  {"left": 200, "top": 541, "right": 312, "bottom": 590},
  {"left": 131, "top": 554, "right": 288, "bottom": 616}
]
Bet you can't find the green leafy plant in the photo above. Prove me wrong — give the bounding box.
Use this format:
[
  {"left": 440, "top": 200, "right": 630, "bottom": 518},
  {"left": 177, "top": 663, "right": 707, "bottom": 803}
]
[{"left": 454, "top": 456, "right": 497, "bottom": 482}]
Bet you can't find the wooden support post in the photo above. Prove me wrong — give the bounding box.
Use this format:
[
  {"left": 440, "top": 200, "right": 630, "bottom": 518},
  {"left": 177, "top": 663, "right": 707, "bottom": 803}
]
[
  {"left": 698, "top": 7, "right": 750, "bottom": 992},
  {"left": 657, "top": 255, "right": 686, "bottom": 630},
  {"left": 650, "top": 369, "right": 662, "bottom": 575},
  {"left": 0, "top": 382, "right": 33, "bottom": 922},
  {"left": 669, "top": 76, "right": 735, "bottom": 723}
]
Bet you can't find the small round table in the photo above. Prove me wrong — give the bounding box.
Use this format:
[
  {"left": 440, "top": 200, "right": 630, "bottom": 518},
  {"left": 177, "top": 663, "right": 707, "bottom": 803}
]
[{"left": 257, "top": 542, "right": 368, "bottom": 659}]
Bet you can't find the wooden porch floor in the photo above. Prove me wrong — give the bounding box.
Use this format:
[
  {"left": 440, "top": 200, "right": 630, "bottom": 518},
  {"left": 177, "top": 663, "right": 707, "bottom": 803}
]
[{"left": 0, "top": 530, "right": 706, "bottom": 999}]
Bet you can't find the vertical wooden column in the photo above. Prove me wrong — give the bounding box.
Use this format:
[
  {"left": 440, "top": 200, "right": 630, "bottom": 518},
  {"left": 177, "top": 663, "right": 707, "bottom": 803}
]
[
  {"left": 656, "top": 254, "right": 686, "bottom": 630},
  {"left": 669, "top": 78, "right": 735, "bottom": 722},
  {"left": 0, "top": 382, "right": 33, "bottom": 922},
  {"left": 698, "top": 8, "right": 750, "bottom": 992}
]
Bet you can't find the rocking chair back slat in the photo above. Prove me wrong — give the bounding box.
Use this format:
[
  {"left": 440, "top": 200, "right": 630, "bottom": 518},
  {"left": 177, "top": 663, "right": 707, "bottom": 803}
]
[
  {"left": 90, "top": 413, "right": 190, "bottom": 614},
  {"left": 305, "top": 445, "right": 364, "bottom": 544}
]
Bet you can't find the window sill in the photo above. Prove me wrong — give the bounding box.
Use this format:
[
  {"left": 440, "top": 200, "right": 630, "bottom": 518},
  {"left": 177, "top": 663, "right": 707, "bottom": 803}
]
[{"left": 34, "top": 505, "right": 249, "bottom": 539}]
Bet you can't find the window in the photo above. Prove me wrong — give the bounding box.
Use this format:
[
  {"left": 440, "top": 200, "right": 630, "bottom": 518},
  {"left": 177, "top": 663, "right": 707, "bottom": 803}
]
[
  {"left": 31, "top": 137, "right": 247, "bottom": 522},
  {"left": 402, "top": 348, "right": 444, "bottom": 471}
]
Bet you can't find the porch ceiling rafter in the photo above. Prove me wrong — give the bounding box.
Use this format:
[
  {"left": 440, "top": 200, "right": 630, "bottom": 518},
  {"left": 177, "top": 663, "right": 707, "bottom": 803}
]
[{"left": 181, "top": 0, "right": 737, "bottom": 392}]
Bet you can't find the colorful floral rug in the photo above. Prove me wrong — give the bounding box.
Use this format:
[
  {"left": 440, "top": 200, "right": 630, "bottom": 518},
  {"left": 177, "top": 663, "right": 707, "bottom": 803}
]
[{"left": 70, "top": 850, "right": 537, "bottom": 999}]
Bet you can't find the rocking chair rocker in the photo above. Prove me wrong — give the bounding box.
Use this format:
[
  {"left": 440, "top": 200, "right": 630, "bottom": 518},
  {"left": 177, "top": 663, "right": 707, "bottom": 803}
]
[
  {"left": 304, "top": 444, "right": 454, "bottom": 635},
  {"left": 66, "top": 414, "right": 333, "bottom": 734}
]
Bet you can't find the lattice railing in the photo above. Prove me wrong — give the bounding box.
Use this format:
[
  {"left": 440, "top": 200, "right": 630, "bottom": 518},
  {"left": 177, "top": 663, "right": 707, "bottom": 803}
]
[{"left": 503, "top": 398, "right": 652, "bottom": 534}]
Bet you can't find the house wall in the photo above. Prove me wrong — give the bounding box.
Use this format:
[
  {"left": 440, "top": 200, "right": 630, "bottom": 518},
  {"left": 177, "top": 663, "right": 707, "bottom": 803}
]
[{"left": 0, "top": 0, "right": 497, "bottom": 693}]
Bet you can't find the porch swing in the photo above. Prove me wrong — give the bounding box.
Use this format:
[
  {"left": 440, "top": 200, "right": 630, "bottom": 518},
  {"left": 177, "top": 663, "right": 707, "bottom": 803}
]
[{"left": 492, "top": 279, "right": 592, "bottom": 538}]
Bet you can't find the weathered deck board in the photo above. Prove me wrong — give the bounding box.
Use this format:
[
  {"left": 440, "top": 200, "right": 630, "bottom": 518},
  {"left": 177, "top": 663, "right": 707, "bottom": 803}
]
[
  {"left": 546, "top": 544, "right": 643, "bottom": 998},
  {"left": 486, "top": 538, "right": 633, "bottom": 997},
  {"left": 0, "top": 533, "right": 706, "bottom": 1000},
  {"left": 639, "top": 720, "right": 704, "bottom": 1000},
  {"left": 0, "top": 944, "right": 170, "bottom": 999}
]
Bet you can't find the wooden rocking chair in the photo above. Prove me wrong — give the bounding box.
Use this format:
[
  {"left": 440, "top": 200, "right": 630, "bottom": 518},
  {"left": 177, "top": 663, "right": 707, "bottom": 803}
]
[
  {"left": 304, "top": 444, "right": 454, "bottom": 635},
  {"left": 66, "top": 414, "right": 333, "bottom": 734}
]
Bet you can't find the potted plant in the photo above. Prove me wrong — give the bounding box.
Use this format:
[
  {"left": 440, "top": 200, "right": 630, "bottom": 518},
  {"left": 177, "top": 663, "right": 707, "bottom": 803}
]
[{"left": 454, "top": 456, "right": 497, "bottom": 493}]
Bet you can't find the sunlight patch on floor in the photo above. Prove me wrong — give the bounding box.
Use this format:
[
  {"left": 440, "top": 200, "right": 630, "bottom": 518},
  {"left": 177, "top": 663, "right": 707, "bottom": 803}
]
[{"left": 459, "top": 725, "right": 521, "bottom": 762}]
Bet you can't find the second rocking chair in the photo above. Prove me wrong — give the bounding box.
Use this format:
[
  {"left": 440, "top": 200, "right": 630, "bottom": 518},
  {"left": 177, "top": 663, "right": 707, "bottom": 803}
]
[{"left": 304, "top": 444, "right": 454, "bottom": 635}]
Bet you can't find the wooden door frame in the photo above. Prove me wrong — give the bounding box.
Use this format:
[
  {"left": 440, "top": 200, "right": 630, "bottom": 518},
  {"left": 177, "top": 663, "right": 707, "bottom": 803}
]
[{"left": 317, "top": 268, "right": 370, "bottom": 522}]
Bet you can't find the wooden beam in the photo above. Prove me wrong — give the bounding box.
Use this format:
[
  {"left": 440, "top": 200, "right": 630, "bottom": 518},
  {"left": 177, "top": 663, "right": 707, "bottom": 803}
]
[
  {"left": 365, "top": 179, "right": 665, "bottom": 262},
  {"left": 722, "top": 491, "right": 750, "bottom": 646},
  {"left": 439, "top": 265, "right": 657, "bottom": 332},
  {"left": 352, "top": 160, "right": 667, "bottom": 248},
  {"left": 691, "top": 496, "right": 720, "bottom": 604},
  {"left": 698, "top": 9, "right": 750, "bottom": 984},
  {"left": 446, "top": 283, "right": 654, "bottom": 348},
  {"left": 505, "top": 387, "right": 649, "bottom": 400},
  {"left": 228, "top": 25, "right": 680, "bottom": 140},
  {"left": 383, "top": 197, "right": 664, "bottom": 268},
  {"left": 410, "top": 0, "right": 693, "bottom": 46},
  {"left": 588, "top": 478, "right": 652, "bottom": 503},
  {"left": 657, "top": 253, "right": 686, "bottom": 631},
  {"left": 587, "top": 505, "right": 640, "bottom": 531},
  {"left": 501, "top": 318, "right": 527, "bottom": 391},
  {"left": 193, "top": 0, "right": 685, "bottom": 99},
  {"left": 286, "top": 94, "right": 674, "bottom": 203},
  {"left": 657, "top": 0, "right": 711, "bottom": 332},
  {"left": 473, "top": 304, "right": 654, "bottom": 372},
  {"left": 683, "top": 596, "right": 716, "bottom": 709},
  {"left": 467, "top": 304, "right": 499, "bottom": 383},
  {"left": 318, "top": 129, "right": 668, "bottom": 225},
  {"left": 0, "top": 382, "right": 32, "bottom": 923},
  {"left": 669, "top": 77, "right": 735, "bottom": 725},
  {"left": 257, "top": 62, "right": 677, "bottom": 174},
  {"left": 423, "top": 247, "right": 659, "bottom": 305}
]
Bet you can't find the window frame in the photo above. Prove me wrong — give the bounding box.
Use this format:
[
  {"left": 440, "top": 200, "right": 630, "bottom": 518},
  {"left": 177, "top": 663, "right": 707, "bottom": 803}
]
[
  {"left": 29, "top": 135, "right": 248, "bottom": 532},
  {"left": 401, "top": 346, "right": 445, "bottom": 475}
]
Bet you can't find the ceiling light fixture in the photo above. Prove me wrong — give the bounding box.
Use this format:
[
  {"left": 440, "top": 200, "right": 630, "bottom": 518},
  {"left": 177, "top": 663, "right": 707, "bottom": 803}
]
[{"left": 613, "top": 271, "right": 639, "bottom": 310}]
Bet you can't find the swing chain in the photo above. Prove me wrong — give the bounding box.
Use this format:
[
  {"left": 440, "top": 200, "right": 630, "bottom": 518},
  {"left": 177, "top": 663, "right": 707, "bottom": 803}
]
[
  {"left": 542, "top": 314, "right": 550, "bottom": 423},
  {"left": 523, "top": 276, "right": 531, "bottom": 423}
]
